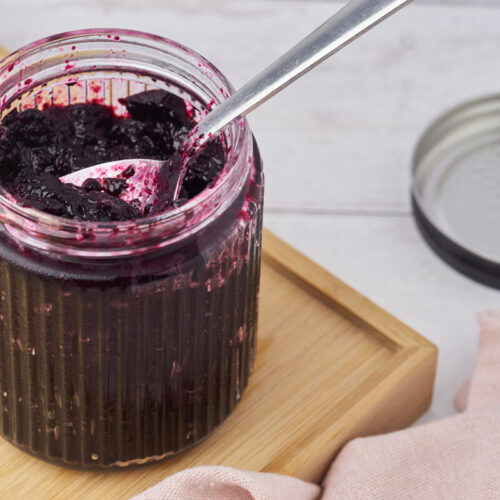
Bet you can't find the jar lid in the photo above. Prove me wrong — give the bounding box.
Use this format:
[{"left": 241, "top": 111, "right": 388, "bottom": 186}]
[{"left": 412, "top": 94, "right": 500, "bottom": 288}]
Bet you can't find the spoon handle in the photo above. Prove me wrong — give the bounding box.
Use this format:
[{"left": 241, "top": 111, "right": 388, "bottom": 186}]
[{"left": 195, "top": 0, "right": 412, "bottom": 145}]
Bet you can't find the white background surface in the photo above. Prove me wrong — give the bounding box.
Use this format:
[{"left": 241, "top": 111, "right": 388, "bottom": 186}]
[{"left": 1, "top": 0, "right": 500, "bottom": 424}]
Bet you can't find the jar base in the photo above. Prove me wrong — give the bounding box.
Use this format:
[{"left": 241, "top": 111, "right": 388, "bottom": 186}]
[{"left": 0, "top": 419, "right": 223, "bottom": 469}]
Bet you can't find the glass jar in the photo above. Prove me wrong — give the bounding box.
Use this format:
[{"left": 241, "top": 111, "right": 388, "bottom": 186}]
[{"left": 0, "top": 29, "right": 263, "bottom": 467}]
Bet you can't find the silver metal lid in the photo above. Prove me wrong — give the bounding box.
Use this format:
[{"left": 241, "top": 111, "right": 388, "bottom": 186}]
[{"left": 412, "top": 95, "right": 500, "bottom": 288}]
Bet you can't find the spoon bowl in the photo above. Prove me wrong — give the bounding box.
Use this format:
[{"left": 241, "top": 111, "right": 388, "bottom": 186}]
[{"left": 60, "top": 157, "right": 181, "bottom": 212}]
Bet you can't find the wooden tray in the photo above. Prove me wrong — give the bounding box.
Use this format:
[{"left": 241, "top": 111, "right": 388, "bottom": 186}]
[{"left": 0, "top": 229, "right": 437, "bottom": 499}]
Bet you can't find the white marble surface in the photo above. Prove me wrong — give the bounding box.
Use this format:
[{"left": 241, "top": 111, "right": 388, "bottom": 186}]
[{"left": 1, "top": 0, "right": 500, "bottom": 424}]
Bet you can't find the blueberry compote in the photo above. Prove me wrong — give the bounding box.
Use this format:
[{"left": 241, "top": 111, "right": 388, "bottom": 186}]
[
  {"left": 0, "top": 89, "right": 226, "bottom": 220},
  {"left": 0, "top": 89, "right": 263, "bottom": 466}
]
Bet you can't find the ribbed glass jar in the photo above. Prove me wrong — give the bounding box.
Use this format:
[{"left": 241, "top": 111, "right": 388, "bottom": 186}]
[{"left": 0, "top": 30, "right": 263, "bottom": 467}]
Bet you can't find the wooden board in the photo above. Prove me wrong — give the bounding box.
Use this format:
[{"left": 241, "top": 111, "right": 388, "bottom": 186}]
[{"left": 0, "top": 229, "right": 437, "bottom": 499}]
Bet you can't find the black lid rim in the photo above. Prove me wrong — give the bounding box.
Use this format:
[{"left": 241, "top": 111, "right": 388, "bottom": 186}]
[{"left": 412, "top": 195, "right": 500, "bottom": 290}]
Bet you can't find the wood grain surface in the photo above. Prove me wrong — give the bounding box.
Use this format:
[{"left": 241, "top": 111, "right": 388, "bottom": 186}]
[{"left": 0, "top": 230, "right": 437, "bottom": 499}]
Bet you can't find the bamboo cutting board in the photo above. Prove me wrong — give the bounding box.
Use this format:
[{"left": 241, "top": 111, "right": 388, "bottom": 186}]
[
  {"left": 0, "top": 230, "right": 437, "bottom": 499},
  {"left": 0, "top": 45, "right": 437, "bottom": 500}
]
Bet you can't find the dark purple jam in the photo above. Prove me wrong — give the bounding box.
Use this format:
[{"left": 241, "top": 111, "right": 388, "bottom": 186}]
[
  {"left": 0, "top": 90, "right": 226, "bottom": 221},
  {"left": 0, "top": 86, "right": 264, "bottom": 467}
]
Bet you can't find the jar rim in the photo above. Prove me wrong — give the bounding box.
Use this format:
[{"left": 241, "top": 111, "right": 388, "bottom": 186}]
[{"left": 0, "top": 29, "right": 252, "bottom": 258}]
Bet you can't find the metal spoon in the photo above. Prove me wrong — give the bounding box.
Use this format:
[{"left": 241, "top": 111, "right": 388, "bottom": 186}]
[{"left": 61, "top": 0, "right": 413, "bottom": 211}]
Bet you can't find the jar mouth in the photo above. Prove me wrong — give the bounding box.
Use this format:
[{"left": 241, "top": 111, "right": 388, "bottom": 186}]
[{"left": 0, "top": 29, "right": 252, "bottom": 258}]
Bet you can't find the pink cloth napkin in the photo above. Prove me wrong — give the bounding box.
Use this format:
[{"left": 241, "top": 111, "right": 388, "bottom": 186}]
[{"left": 133, "top": 311, "right": 500, "bottom": 500}]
